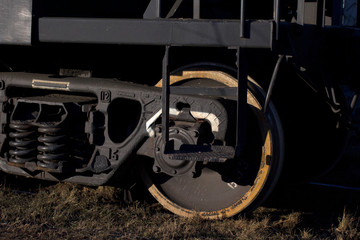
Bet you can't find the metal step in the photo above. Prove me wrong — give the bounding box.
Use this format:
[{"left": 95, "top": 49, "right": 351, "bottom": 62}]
[{"left": 166, "top": 145, "right": 235, "bottom": 163}]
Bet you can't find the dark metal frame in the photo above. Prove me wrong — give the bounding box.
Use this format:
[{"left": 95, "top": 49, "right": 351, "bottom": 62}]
[
  {"left": 36, "top": 18, "right": 274, "bottom": 48},
  {"left": 0, "top": 72, "right": 231, "bottom": 184}
]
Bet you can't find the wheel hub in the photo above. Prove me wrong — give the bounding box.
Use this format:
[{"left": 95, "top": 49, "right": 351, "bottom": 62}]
[{"left": 153, "top": 126, "right": 197, "bottom": 176}]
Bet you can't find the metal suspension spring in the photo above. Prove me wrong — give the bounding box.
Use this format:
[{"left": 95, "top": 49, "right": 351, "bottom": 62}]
[
  {"left": 37, "top": 123, "right": 67, "bottom": 169},
  {"left": 9, "top": 121, "right": 37, "bottom": 164}
]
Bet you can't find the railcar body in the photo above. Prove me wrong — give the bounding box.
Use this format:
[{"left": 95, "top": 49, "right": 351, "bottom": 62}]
[{"left": 0, "top": 0, "right": 359, "bottom": 218}]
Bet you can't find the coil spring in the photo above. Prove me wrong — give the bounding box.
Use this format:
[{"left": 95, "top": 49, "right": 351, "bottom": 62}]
[
  {"left": 9, "top": 121, "right": 37, "bottom": 164},
  {"left": 37, "top": 123, "right": 67, "bottom": 169}
]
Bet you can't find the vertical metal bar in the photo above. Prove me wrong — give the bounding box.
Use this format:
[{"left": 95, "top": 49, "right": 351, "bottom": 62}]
[
  {"left": 155, "top": 0, "right": 161, "bottom": 18},
  {"left": 240, "top": 0, "right": 245, "bottom": 38},
  {"left": 193, "top": 0, "right": 200, "bottom": 19},
  {"left": 162, "top": 46, "right": 170, "bottom": 151},
  {"left": 236, "top": 47, "right": 248, "bottom": 156},
  {"left": 273, "top": 0, "right": 280, "bottom": 40},
  {"left": 297, "top": 0, "right": 305, "bottom": 25},
  {"left": 317, "top": 0, "right": 325, "bottom": 27},
  {"left": 332, "top": 0, "right": 343, "bottom": 26}
]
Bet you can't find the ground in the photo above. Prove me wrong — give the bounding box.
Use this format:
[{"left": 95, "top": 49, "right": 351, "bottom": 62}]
[{"left": 0, "top": 172, "right": 359, "bottom": 240}]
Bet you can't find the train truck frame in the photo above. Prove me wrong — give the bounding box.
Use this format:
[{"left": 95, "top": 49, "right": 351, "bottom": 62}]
[{"left": 0, "top": 0, "right": 359, "bottom": 219}]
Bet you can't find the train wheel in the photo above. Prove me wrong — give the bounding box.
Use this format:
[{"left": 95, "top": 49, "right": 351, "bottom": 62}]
[{"left": 141, "top": 65, "right": 284, "bottom": 219}]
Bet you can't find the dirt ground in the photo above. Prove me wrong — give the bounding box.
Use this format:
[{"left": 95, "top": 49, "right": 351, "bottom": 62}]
[{"left": 0, "top": 172, "right": 359, "bottom": 240}]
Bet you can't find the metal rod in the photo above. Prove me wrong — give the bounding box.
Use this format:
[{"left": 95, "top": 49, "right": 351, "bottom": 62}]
[
  {"left": 240, "top": 0, "right": 245, "bottom": 38},
  {"left": 291, "top": 63, "right": 342, "bottom": 112},
  {"left": 193, "top": 0, "right": 200, "bottom": 19},
  {"left": 351, "top": 94, "right": 359, "bottom": 111},
  {"left": 274, "top": 0, "right": 280, "bottom": 39},
  {"left": 309, "top": 182, "right": 360, "bottom": 191},
  {"left": 264, "top": 55, "right": 284, "bottom": 113},
  {"left": 317, "top": 0, "right": 326, "bottom": 27},
  {"left": 155, "top": 0, "right": 161, "bottom": 18},
  {"left": 162, "top": 46, "right": 170, "bottom": 151},
  {"left": 166, "top": 0, "right": 183, "bottom": 18},
  {"left": 236, "top": 47, "right": 248, "bottom": 156}
]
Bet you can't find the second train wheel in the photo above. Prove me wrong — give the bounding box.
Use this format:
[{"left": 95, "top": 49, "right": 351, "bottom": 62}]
[{"left": 141, "top": 65, "right": 284, "bottom": 219}]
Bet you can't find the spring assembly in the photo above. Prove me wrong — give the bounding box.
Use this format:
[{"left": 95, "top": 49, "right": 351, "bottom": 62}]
[
  {"left": 37, "top": 123, "right": 67, "bottom": 169},
  {"left": 9, "top": 121, "right": 37, "bottom": 164}
]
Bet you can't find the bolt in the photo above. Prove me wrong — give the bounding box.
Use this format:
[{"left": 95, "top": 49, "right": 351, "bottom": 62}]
[
  {"left": 155, "top": 147, "right": 161, "bottom": 152},
  {"left": 172, "top": 169, "right": 177, "bottom": 175},
  {"left": 153, "top": 166, "right": 161, "bottom": 173},
  {"left": 155, "top": 126, "right": 162, "bottom": 133}
]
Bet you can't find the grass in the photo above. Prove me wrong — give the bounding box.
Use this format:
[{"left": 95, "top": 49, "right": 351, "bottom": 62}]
[{"left": 0, "top": 173, "right": 360, "bottom": 239}]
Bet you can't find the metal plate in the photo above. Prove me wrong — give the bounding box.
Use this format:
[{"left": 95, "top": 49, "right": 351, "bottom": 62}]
[
  {"left": 0, "top": 0, "right": 32, "bottom": 45},
  {"left": 38, "top": 18, "right": 273, "bottom": 48}
]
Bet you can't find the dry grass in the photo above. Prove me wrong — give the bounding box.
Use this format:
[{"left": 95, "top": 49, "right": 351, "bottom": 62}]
[
  {"left": 334, "top": 209, "right": 360, "bottom": 240},
  {"left": 0, "top": 174, "right": 360, "bottom": 240}
]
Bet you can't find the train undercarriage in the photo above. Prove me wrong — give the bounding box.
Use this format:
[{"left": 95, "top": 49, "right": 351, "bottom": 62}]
[{"left": 1, "top": 0, "right": 360, "bottom": 218}]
